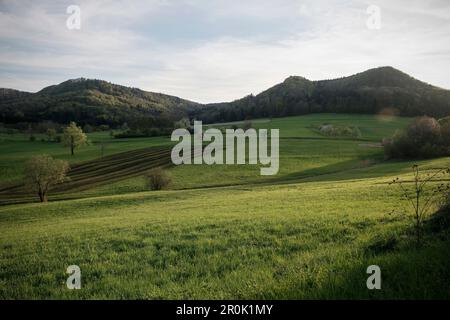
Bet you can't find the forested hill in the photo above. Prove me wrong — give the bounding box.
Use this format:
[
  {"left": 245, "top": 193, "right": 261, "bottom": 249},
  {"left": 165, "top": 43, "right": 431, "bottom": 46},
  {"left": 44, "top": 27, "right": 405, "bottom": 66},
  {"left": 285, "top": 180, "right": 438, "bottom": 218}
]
[
  {"left": 195, "top": 67, "right": 450, "bottom": 123},
  {"left": 2, "top": 67, "right": 450, "bottom": 127},
  {"left": 0, "top": 88, "right": 32, "bottom": 102},
  {"left": 0, "top": 78, "right": 201, "bottom": 127}
]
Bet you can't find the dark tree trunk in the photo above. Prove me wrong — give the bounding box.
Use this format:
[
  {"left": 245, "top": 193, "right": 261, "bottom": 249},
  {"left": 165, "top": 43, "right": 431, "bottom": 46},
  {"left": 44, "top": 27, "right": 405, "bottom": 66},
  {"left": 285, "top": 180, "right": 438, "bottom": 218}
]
[{"left": 38, "top": 191, "right": 47, "bottom": 202}]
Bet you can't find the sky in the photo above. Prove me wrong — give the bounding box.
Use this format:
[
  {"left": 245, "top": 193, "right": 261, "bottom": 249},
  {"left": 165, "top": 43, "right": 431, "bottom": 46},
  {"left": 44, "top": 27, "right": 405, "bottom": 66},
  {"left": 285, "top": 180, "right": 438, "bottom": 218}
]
[{"left": 0, "top": 0, "right": 450, "bottom": 103}]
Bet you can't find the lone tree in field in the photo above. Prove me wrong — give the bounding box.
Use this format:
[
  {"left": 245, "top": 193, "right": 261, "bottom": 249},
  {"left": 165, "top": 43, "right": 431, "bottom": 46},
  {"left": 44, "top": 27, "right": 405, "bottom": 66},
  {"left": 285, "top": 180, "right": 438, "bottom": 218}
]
[
  {"left": 24, "top": 154, "right": 70, "bottom": 202},
  {"left": 62, "top": 122, "right": 87, "bottom": 156}
]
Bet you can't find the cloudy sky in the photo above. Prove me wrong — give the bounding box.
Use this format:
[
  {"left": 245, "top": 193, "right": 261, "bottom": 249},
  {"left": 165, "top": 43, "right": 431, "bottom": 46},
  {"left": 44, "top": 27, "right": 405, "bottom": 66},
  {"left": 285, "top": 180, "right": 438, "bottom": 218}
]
[{"left": 0, "top": 0, "right": 449, "bottom": 103}]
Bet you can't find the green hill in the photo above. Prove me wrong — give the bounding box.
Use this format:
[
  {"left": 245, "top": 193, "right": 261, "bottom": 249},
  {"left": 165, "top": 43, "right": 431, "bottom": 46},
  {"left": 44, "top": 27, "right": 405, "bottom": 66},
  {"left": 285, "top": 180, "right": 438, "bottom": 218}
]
[
  {"left": 2, "top": 67, "right": 450, "bottom": 127},
  {"left": 197, "top": 67, "right": 450, "bottom": 122},
  {"left": 0, "top": 78, "right": 201, "bottom": 127},
  {"left": 0, "top": 88, "right": 32, "bottom": 101}
]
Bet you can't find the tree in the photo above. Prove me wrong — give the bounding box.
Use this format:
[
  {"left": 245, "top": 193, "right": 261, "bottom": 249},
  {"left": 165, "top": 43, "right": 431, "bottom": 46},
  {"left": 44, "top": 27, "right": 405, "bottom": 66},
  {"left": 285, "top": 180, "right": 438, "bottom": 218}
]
[
  {"left": 174, "top": 117, "right": 191, "bottom": 130},
  {"left": 26, "top": 123, "right": 33, "bottom": 140},
  {"left": 46, "top": 128, "right": 56, "bottom": 142},
  {"left": 83, "top": 124, "right": 94, "bottom": 133},
  {"left": 407, "top": 116, "right": 441, "bottom": 145},
  {"left": 100, "top": 142, "right": 106, "bottom": 158},
  {"left": 24, "top": 154, "right": 70, "bottom": 202},
  {"left": 389, "top": 165, "right": 450, "bottom": 246},
  {"left": 62, "top": 122, "right": 87, "bottom": 156},
  {"left": 243, "top": 119, "right": 252, "bottom": 130},
  {"left": 121, "top": 122, "right": 129, "bottom": 131}
]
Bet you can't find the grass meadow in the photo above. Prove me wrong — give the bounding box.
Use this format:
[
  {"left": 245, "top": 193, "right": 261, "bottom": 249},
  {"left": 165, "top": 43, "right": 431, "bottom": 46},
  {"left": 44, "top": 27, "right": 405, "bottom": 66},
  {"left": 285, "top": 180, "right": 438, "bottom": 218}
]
[{"left": 1, "top": 114, "right": 449, "bottom": 299}]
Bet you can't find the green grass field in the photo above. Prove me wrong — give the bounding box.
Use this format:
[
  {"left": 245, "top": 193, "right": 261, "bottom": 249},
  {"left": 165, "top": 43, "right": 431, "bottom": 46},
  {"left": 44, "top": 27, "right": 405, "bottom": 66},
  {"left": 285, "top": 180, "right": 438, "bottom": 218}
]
[{"left": 1, "top": 114, "right": 449, "bottom": 299}]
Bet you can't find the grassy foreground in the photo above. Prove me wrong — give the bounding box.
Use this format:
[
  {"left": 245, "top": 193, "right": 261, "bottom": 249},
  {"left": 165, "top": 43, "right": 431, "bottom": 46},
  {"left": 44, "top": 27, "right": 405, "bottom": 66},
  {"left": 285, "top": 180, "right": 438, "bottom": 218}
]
[
  {"left": 0, "top": 114, "right": 449, "bottom": 299},
  {"left": 1, "top": 160, "right": 449, "bottom": 299}
]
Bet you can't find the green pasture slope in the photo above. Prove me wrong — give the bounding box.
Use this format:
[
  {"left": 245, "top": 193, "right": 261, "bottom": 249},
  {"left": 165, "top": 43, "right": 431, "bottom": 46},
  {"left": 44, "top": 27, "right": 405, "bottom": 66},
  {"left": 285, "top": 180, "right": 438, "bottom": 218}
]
[
  {"left": 0, "top": 131, "right": 171, "bottom": 185},
  {"left": 1, "top": 114, "right": 450, "bottom": 299},
  {"left": 1, "top": 114, "right": 409, "bottom": 201}
]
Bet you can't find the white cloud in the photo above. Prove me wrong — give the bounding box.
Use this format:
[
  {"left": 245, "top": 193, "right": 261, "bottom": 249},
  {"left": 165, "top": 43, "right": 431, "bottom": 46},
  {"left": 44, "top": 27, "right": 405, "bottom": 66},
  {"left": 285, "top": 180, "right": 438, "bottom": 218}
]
[{"left": 1, "top": 0, "right": 450, "bottom": 102}]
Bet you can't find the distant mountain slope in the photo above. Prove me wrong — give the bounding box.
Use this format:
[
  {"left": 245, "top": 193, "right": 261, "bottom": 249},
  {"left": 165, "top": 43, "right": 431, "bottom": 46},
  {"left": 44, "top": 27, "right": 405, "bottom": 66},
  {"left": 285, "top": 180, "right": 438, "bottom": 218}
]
[
  {"left": 2, "top": 67, "right": 450, "bottom": 127},
  {"left": 0, "top": 78, "right": 201, "bottom": 126},
  {"left": 195, "top": 67, "right": 450, "bottom": 122},
  {"left": 0, "top": 88, "right": 32, "bottom": 101}
]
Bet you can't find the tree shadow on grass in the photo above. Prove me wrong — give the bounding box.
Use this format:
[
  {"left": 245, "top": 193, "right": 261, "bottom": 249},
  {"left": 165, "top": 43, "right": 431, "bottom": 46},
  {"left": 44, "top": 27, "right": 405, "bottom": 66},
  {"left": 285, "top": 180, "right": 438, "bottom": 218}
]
[{"left": 255, "top": 229, "right": 450, "bottom": 299}]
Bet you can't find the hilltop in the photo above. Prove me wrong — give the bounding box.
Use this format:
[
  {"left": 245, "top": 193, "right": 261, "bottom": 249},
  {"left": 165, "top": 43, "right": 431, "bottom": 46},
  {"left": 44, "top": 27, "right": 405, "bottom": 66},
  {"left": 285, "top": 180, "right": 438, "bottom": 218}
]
[
  {"left": 0, "top": 78, "right": 201, "bottom": 127},
  {"left": 197, "top": 67, "right": 450, "bottom": 122},
  {"left": 1, "top": 67, "right": 450, "bottom": 127}
]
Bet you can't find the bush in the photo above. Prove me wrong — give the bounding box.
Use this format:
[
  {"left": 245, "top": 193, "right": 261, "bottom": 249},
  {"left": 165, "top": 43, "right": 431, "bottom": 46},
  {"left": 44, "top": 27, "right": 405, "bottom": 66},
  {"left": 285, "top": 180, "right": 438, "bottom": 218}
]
[
  {"left": 146, "top": 128, "right": 162, "bottom": 137},
  {"left": 408, "top": 116, "right": 441, "bottom": 143},
  {"left": 440, "top": 122, "right": 450, "bottom": 146},
  {"left": 243, "top": 120, "right": 252, "bottom": 130},
  {"left": 114, "top": 130, "right": 147, "bottom": 139},
  {"left": 383, "top": 130, "right": 414, "bottom": 158},
  {"left": 46, "top": 128, "right": 56, "bottom": 141},
  {"left": 384, "top": 116, "right": 449, "bottom": 159},
  {"left": 145, "top": 168, "right": 171, "bottom": 191},
  {"left": 318, "top": 124, "right": 361, "bottom": 138},
  {"left": 352, "top": 126, "right": 362, "bottom": 138},
  {"left": 389, "top": 165, "right": 450, "bottom": 246},
  {"left": 174, "top": 117, "right": 191, "bottom": 130},
  {"left": 98, "top": 125, "right": 110, "bottom": 131},
  {"left": 319, "top": 124, "right": 335, "bottom": 136},
  {"left": 83, "top": 124, "right": 94, "bottom": 133},
  {"left": 114, "top": 128, "right": 172, "bottom": 139}
]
